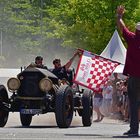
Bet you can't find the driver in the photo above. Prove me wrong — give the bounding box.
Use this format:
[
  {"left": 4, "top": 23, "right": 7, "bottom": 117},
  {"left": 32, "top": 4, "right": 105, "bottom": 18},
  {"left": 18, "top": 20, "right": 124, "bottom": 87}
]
[{"left": 28, "top": 56, "right": 48, "bottom": 69}]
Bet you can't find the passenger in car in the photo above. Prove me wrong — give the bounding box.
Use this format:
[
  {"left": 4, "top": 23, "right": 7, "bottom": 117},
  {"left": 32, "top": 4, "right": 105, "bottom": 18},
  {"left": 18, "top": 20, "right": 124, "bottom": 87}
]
[{"left": 52, "top": 50, "right": 81, "bottom": 85}]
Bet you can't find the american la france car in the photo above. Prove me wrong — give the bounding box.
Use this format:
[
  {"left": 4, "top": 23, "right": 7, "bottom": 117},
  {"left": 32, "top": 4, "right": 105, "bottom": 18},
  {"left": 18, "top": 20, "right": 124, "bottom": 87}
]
[{"left": 0, "top": 67, "right": 93, "bottom": 128}]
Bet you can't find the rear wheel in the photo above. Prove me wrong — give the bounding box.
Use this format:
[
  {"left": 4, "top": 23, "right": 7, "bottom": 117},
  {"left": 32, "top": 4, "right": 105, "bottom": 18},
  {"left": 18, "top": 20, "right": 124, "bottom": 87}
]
[
  {"left": 55, "top": 85, "right": 74, "bottom": 128},
  {"left": 82, "top": 89, "right": 93, "bottom": 126},
  {"left": 20, "top": 113, "right": 32, "bottom": 127},
  {"left": 0, "top": 85, "right": 9, "bottom": 127}
]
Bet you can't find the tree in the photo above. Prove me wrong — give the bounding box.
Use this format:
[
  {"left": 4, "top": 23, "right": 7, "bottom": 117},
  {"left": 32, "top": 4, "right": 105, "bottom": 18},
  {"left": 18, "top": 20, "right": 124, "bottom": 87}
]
[
  {"left": 0, "top": 0, "right": 140, "bottom": 67},
  {"left": 46, "top": 0, "right": 140, "bottom": 54}
]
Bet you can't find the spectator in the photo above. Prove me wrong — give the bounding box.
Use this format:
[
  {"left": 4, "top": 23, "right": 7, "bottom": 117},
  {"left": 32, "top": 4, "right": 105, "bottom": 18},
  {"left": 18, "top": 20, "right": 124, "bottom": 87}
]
[
  {"left": 93, "top": 92, "right": 104, "bottom": 122},
  {"left": 111, "top": 73, "right": 120, "bottom": 113},
  {"left": 121, "top": 80, "right": 129, "bottom": 122},
  {"left": 115, "top": 81, "right": 124, "bottom": 120},
  {"left": 101, "top": 80, "right": 113, "bottom": 117}
]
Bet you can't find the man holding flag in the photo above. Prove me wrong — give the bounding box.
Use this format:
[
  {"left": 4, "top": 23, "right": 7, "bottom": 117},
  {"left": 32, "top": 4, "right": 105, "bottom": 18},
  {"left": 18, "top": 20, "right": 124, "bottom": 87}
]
[{"left": 116, "top": 5, "right": 140, "bottom": 137}]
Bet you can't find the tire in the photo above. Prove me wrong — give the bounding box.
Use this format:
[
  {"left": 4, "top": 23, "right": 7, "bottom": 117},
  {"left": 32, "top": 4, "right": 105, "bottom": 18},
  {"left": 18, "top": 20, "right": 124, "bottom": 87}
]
[
  {"left": 20, "top": 113, "right": 32, "bottom": 127},
  {"left": 0, "top": 85, "right": 9, "bottom": 127},
  {"left": 82, "top": 89, "right": 93, "bottom": 126},
  {"left": 55, "top": 85, "right": 74, "bottom": 128}
]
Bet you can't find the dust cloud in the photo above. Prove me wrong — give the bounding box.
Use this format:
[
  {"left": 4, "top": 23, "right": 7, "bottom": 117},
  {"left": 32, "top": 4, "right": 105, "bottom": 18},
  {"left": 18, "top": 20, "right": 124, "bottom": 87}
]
[
  {"left": 0, "top": 40, "right": 79, "bottom": 86},
  {"left": 0, "top": 39, "right": 77, "bottom": 69}
]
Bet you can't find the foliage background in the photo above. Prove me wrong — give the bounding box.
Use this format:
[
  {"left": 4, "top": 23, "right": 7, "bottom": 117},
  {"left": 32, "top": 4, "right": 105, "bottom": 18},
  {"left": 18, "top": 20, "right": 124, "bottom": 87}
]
[{"left": 0, "top": 0, "right": 140, "bottom": 68}]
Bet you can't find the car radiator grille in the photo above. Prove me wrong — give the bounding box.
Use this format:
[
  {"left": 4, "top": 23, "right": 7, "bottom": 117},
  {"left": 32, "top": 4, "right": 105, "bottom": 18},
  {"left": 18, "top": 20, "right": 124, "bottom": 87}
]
[{"left": 18, "top": 72, "right": 44, "bottom": 97}]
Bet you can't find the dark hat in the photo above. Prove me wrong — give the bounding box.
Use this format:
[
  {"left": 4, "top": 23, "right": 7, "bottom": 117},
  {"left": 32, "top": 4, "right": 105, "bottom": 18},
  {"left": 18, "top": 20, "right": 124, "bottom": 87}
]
[
  {"left": 35, "top": 56, "right": 43, "bottom": 61},
  {"left": 53, "top": 59, "right": 60, "bottom": 64}
]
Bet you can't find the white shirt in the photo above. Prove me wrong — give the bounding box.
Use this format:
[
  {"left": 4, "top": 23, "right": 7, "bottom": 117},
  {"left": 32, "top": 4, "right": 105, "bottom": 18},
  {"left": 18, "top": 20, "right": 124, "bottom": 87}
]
[{"left": 102, "top": 85, "right": 113, "bottom": 99}]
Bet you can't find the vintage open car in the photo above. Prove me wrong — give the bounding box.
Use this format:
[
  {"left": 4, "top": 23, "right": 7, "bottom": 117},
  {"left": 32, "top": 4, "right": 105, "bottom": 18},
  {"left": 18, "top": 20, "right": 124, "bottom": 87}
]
[{"left": 0, "top": 67, "right": 93, "bottom": 128}]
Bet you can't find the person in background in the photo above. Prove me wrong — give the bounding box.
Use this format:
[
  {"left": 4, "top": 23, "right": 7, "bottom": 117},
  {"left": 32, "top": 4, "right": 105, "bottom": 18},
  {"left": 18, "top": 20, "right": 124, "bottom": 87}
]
[
  {"left": 93, "top": 91, "right": 104, "bottom": 122},
  {"left": 111, "top": 73, "right": 120, "bottom": 114},
  {"left": 117, "top": 5, "right": 140, "bottom": 137},
  {"left": 121, "top": 79, "right": 129, "bottom": 122},
  {"left": 102, "top": 80, "right": 113, "bottom": 117},
  {"left": 115, "top": 81, "right": 124, "bottom": 120}
]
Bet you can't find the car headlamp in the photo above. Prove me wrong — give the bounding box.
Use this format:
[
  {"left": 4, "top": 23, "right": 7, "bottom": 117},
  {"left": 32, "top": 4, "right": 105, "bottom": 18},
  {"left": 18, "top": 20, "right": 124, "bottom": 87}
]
[
  {"left": 7, "top": 78, "right": 20, "bottom": 91},
  {"left": 39, "top": 78, "right": 53, "bottom": 92}
]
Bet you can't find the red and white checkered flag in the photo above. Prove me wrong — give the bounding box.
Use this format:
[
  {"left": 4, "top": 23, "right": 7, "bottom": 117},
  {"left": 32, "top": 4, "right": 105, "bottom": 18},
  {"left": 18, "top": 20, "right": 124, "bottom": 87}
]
[{"left": 73, "top": 50, "right": 119, "bottom": 93}]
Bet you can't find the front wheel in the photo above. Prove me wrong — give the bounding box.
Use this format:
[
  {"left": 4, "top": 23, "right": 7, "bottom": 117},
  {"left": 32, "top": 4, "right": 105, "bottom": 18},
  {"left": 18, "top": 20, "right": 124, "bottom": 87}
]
[
  {"left": 0, "top": 85, "right": 9, "bottom": 127},
  {"left": 82, "top": 89, "right": 93, "bottom": 126},
  {"left": 55, "top": 85, "right": 74, "bottom": 128}
]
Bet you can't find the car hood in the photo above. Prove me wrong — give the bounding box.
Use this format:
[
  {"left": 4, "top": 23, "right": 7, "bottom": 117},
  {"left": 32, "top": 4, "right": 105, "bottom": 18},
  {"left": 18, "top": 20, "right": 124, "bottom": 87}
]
[{"left": 18, "top": 67, "right": 58, "bottom": 79}]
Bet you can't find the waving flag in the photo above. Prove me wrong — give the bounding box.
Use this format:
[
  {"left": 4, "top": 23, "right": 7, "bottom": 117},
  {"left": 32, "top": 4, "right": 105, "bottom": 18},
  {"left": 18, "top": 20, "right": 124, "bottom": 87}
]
[{"left": 73, "top": 50, "right": 119, "bottom": 93}]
